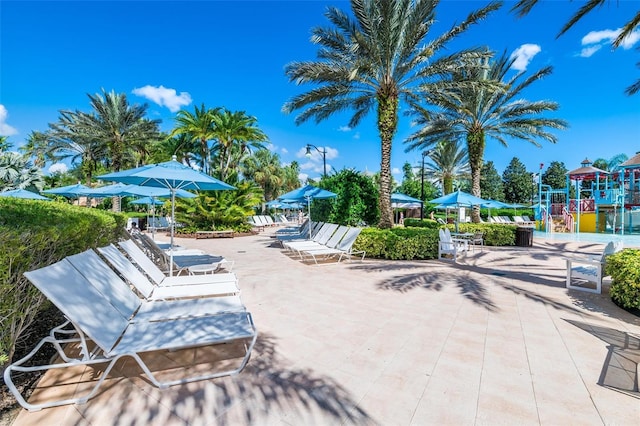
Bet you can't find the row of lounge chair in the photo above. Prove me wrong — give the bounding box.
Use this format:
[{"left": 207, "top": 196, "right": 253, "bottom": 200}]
[
  {"left": 489, "top": 215, "right": 535, "bottom": 226},
  {"left": 247, "top": 214, "right": 294, "bottom": 232},
  {"left": 276, "top": 221, "right": 366, "bottom": 264},
  {"left": 5, "top": 237, "right": 256, "bottom": 411}
]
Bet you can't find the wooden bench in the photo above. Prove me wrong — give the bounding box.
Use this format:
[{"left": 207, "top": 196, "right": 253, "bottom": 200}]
[{"left": 195, "top": 230, "right": 234, "bottom": 239}]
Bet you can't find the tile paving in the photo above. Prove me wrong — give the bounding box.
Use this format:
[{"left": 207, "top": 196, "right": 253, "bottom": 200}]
[{"left": 8, "top": 228, "right": 640, "bottom": 425}]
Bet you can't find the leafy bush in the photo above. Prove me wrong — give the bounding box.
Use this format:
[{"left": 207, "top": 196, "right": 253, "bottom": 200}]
[
  {"left": 403, "top": 218, "right": 440, "bottom": 229},
  {"left": 605, "top": 249, "right": 640, "bottom": 310},
  {"left": 354, "top": 223, "right": 517, "bottom": 261},
  {"left": 353, "top": 227, "right": 439, "bottom": 260},
  {"left": 0, "top": 198, "right": 125, "bottom": 366}
]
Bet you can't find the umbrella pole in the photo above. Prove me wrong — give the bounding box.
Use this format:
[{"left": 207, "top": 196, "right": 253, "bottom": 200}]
[
  {"left": 307, "top": 196, "right": 312, "bottom": 239},
  {"left": 151, "top": 197, "right": 156, "bottom": 240},
  {"left": 169, "top": 189, "right": 175, "bottom": 277}
]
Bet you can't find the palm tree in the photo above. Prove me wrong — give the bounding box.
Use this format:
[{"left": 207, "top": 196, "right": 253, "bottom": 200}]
[
  {"left": 20, "top": 131, "right": 50, "bottom": 167},
  {"left": 80, "top": 89, "right": 161, "bottom": 172},
  {"left": 241, "top": 149, "right": 284, "bottom": 202},
  {"left": 171, "top": 104, "right": 219, "bottom": 175},
  {"left": 46, "top": 110, "right": 107, "bottom": 185},
  {"left": 283, "top": 0, "right": 502, "bottom": 228},
  {"left": 511, "top": 0, "right": 640, "bottom": 95},
  {"left": 210, "top": 109, "right": 268, "bottom": 181},
  {"left": 423, "top": 140, "right": 470, "bottom": 195},
  {"left": 0, "top": 136, "right": 11, "bottom": 151},
  {"left": 406, "top": 52, "right": 567, "bottom": 222}
]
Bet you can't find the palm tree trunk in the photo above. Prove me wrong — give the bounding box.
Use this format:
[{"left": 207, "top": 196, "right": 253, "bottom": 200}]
[
  {"left": 467, "top": 131, "right": 485, "bottom": 223},
  {"left": 443, "top": 176, "right": 454, "bottom": 195},
  {"left": 377, "top": 95, "right": 399, "bottom": 229}
]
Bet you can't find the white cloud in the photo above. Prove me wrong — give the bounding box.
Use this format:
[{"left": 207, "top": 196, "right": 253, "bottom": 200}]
[
  {"left": 131, "top": 85, "right": 192, "bottom": 112},
  {"left": 0, "top": 104, "right": 18, "bottom": 136},
  {"left": 48, "top": 163, "right": 68, "bottom": 174},
  {"left": 579, "top": 45, "right": 602, "bottom": 58},
  {"left": 353, "top": 132, "right": 360, "bottom": 140},
  {"left": 579, "top": 28, "right": 640, "bottom": 57},
  {"left": 281, "top": 147, "right": 288, "bottom": 154},
  {"left": 266, "top": 143, "right": 275, "bottom": 151},
  {"left": 297, "top": 145, "right": 338, "bottom": 161},
  {"left": 338, "top": 125, "right": 351, "bottom": 132},
  {"left": 510, "top": 44, "right": 541, "bottom": 71},
  {"left": 298, "top": 172, "right": 309, "bottom": 182},
  {"left": 392, "top": 167, "right": 401, "bottom": 175}
]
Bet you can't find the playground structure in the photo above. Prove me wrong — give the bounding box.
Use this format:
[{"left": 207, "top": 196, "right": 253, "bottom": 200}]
[{"left": 537, "top": 153, "right": 640, "bottom": 235}]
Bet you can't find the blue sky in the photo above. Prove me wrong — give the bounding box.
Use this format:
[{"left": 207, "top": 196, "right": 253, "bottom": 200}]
[{"left": 1, "top": 0, "right": 638, "bottom": 182}]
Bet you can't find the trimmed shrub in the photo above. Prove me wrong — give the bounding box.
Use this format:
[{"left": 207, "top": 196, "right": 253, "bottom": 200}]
[
  {"left": 0, "top": 198, "right": 125, "bottom": 366},
  {"left": 605, "top": 249, "right": 640, "bottom": 311},
  {"left": 353, "top": 223, "right": 517, "bottom": 261}
]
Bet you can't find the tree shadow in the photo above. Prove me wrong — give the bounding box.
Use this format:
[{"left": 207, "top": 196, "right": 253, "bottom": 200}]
[
  {"left": 564, "top": 319, "right": 640, "bottom": 398},
  {"left": 73, "top": 333, "right": 373, "bottom": 425}
]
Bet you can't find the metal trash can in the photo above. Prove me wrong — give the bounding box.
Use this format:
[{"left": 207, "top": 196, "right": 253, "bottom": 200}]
[{"left": 515, "top": 227, "right": 533, "bottom": 247}]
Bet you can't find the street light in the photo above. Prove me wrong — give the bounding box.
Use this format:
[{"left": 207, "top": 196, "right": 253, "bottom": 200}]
[
  {"left": 305, "top": 144, "right": 327, "bottom": 178},
  {"left": 420, "top": 149, "right": 434, "bottom": 220}
]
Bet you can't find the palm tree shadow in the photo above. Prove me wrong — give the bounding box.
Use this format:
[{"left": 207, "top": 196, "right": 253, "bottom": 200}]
[{"left": 564, "top": 319, "right": 640, "bottom": 398}]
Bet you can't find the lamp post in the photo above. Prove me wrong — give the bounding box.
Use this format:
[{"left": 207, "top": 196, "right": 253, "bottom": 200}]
[
  {"left": 305, "top": 144, "right": 327, "bottom": 178},
  {"left": 420, "top": 149, "right": 434, "bottom": 220}
]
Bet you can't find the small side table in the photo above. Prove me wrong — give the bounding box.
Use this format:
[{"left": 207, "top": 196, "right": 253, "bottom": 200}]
[{"left": 188, "top": 263, "right": 219, "bottom": 275}]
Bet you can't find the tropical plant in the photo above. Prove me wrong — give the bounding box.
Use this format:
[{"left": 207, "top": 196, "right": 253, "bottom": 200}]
[
  {"left": 170, "top": 104, "right": 219, "bottom": 175},
  {"left": 423, "top": 140, "right": 470, "bottom": 195},
  {"left": 210, "top": 109, "right": 268, "bottom": 181},
  {"left": 173, "top": 182, "right": 263, "bottom": 231},
  {"left": 592, "top": 153, "right": 629, "bottom": 172},
  {"left": 20, "top": 131, "right": 50, "bottom": 167},
  {"left": 406, "top": 51, "right": 568, "bottom": 221},
  {"left": 46, "top": 110, "right": 106, "bottom": 185},
  {"left": 0, "top": 135, "right": 12, "bottom": 151},
  {"left": 282, "top": 0, "right": 502, "bottom": 228},
  {"left": 0, "top": 151, "right": 45, "bottom": 191},
  {"left": 82, "top": 89, "right": 161, "bottom": 172},
  {"left": 241, "top": 149, "right": 284, "bottom": 202}
]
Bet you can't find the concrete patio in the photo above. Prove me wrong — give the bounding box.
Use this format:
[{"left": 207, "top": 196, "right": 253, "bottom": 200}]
[{"left": 8, "top": 229, "right": 640, "bottom": 425}]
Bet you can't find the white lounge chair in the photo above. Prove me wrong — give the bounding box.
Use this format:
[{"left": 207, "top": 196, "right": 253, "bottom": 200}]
[
  {"left": 438, "top": 228, "right": 468, "bottom": 262},
  {"left": 119, "top": 240, "right": 238, "bottom": 289},
  {"left": 565, "top": 241, "right": 623, "bottom": 294},
  {"left": 6, "top": 259, "right": 256, "bottom": 411},
  {"left": 67, "top": 249, "right": 240, "bottom": 301},
  {"left": 282, "top": 223, "right": 339, "bottom": 251},
  {"left": 99, "top": 244, "right": 238, "bottom": 287},
  {"left": 299, "top": 227, "right": 366, "bottom": 264}
]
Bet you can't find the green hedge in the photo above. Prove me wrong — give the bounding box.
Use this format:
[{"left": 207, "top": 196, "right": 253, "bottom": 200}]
[
  {"left": 605, "top": 249, "right": 640, "bottom": 310},
  {"left": 0, "top": 198, "right": 126, "bottom": 365},
  {"left": 353, "top": 224, "right": 517, "bottom": 260}
]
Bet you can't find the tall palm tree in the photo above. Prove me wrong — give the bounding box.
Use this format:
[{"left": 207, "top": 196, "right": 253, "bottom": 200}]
[
  {"left": 46, "top": 110, "right": 107, "bottom": 185},
  {"left": 0, "top": 135, "right": 11, "bottom": 151},
  {"left": 210, "top": 109, "right": 268, "bottom": 181},
  {"left": 20, "top": 131, "right": 50, "bottom": 167},
  {"left": 511, "top": 0, "right": 640, "bottom": 95},
  {"left": 406, "top": 52, "right": 567, "bottom": 222},
  {"left": 423, "top": 140, "right": 470, "bottom": 195},
  {"left": 283, "top": 0, "right": 502, "bottom": 228},
  {"left": 80, "top": 89, "right": 161, "bottom": 172},
  {"left": 170, "top": 104, "right": 219, "bottom": 175},
  {"left": 241, "top": 149, "right": 284, "bottom": 202}
]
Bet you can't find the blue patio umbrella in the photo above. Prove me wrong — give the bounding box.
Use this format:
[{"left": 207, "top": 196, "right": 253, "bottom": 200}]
[
  {"left": 391, "top": 192, "right": 423, "bottom": 208},
  {"left": 131, "top": 196, "right": 165, "bottom": 206},
  {"left": 0, "top": 188, "right": 51, "bottom": 201},
  {"left": 78, "top": 183, "right": 132, "bottom": 197},
  {"left": 278, "top": 184, "right": 337, "bottom": 237},
  {"left": 97, "top": 156, "right": 235, "bottom": 275},
  {"left": 480, "top": 199, "right": 510, "bottom": 220},
  {"left": 43, "top": 183, "right": 91, "bottom": 204},
  {"left": 428, "top": 190, "right": 490, "bottom": 231}
]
